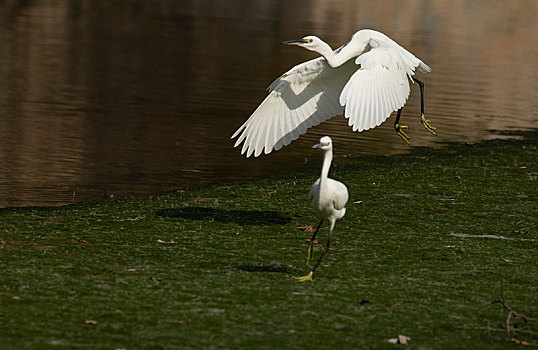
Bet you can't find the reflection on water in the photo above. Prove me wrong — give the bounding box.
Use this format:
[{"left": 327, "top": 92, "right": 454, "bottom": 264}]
[{"left": 0, "top": 0, "right": 536, "bottom": 207}]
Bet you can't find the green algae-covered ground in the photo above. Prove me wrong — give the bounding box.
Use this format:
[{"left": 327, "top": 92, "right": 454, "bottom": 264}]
[{"left": 1, "top": 130, "right": 536, "bottom": 349}]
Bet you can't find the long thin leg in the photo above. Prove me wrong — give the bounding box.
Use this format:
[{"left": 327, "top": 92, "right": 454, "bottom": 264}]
[
  {"left": 413, "top": 77, "right": 425, "bottom": 116},
  {"left": 311, "top": 228, "right": 332, "bottom": 272},
  {"left": 306, "top": 220, "right": 323, "bottom": 265},
  {"left": 412, "top": 77, "right": 436, "bottom": 135},
  {"left": 295, "top": 220, "right": 335, "bottom": 282},
  {"left": 394, "top": 108, "right": 410, "bottom": 144}
]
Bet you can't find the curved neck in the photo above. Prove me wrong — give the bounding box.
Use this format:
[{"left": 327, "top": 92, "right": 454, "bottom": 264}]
[
  {"left": 320, "top": 148, "right": 333, "bottom": 186},
  {"left": 315, "top": 40, "right": 360, "bottom": 68}
]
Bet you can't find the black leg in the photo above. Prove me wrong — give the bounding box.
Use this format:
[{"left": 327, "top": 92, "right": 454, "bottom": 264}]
[
  {"left": 295, "top": 221, "right": 335, "bottom": 282},
  {"left": 311, "top": 229, "right": 332, "bottom": 273},
  {"left": 413, "top": 77, "right": 436, "bottom": 135},
  {"left": 394, "top": 108, "right": 410, "bottom": 144},
  {"left": 306, "top": 219, "right": 323, "bottom": 266},
  {"left": 394, "top": 108, "right": 403, "bottom": 127},
  {"left": 412, "top": 77, "right": 425, "bottom": 116},
  {"left": 309, "top": 220, "right": 323, "bottom": 242}
]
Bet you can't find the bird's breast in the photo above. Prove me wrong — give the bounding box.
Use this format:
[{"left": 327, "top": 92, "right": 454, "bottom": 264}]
[{"left": 310, "top": 193, "right": 336, "bottom": 219}]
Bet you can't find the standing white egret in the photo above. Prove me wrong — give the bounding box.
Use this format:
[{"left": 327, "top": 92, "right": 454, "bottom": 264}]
[
  {"left": 295, "top": 136, "right": 349, "bottom": 282},
  {"left": 232, "top": 29, "right": 435, "bottom": 157}
]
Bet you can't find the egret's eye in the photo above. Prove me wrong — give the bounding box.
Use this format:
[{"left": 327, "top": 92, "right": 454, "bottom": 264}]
[{"left": 305, "top": 38, "right": 313, "bottom": 44}]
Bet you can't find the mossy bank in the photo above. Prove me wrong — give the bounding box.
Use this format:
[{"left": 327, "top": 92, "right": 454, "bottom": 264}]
[{"left": 1, "top": 130, "right": 537, "bottom": 349}]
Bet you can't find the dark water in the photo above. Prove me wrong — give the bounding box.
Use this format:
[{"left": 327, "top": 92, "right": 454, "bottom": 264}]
[{"left": 0, "top": 0, "right": 536, "bottom": 207}]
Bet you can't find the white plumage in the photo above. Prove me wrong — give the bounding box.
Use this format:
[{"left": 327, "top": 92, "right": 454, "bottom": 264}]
[
  {"left": 232, "top": 29, "right": 432, "bottom": 157},
  {"left": 295, "top": 136, "right": 349, "bottom": 282},
  {"left": 308, "top": 140, "right": 348, "bottom": 225}
]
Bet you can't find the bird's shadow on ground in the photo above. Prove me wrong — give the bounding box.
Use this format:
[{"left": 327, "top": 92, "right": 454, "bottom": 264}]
[{"left": 156, "top": 207, "right": 292, "bottom": 226}]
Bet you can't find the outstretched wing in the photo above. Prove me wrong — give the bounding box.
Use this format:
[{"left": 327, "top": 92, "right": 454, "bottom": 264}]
[
  {"left": 232, "top": 57, "right": 357, "bottom": 157},
  {"left": 339, "top": 38, "right": 431, "bottom": 132}
]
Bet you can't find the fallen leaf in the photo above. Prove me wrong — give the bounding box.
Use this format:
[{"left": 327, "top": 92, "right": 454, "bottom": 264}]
[
  {"left": 127, "top": 268, "right": 137, "bottom": 272},
  {"left": 502, "top": 214, "right": 515, "bottom": 217},
  {"left": 157, "top": 239, "right": 175, "bottom": 244},
  {"left": 512, "top": 338, "right": 538, "bottom": 346},
  {"left": 499, "top": 258, "right": 514, "bottom": 263},
  {"left": 12, "top": 296, "right": 21, "bottom": 300},
  {"left": 353, "top": 200, "right": 363, "bottom": 204},
  {"left": 398, "top": 335, "right": 411, "bottom": 344},
  {"left": 388, "top": 334, "right": 411, "bottom": 344},
  {"left": 267, "top": 190, "right": 277, "bottom": 197},
  {"left": 448, "top": 314, "right": 464, "bottom": 319},
  {"left": 297, "top": 226, "right": 314, "bottom": 232},
  {"left": 85, "top": 320, "right": 98, "bottom": 325}
]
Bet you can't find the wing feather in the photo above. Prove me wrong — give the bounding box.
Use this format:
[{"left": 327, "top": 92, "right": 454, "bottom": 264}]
[
  {"left": 234, "top": 30, "right": 431, "bottom": 157},
  {"left": 232, "top": 57, "right": 357, "bottom": 157},
  {"left": 330, "top": 180, "right": 349, "bottom": 210},
  {"left": 340, "top": 45, "right": 412, "bottom": 132}
]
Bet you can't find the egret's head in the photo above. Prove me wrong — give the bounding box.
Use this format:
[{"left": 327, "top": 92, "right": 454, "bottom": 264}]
[
  {"left": 281, "top": 35, "right": 325, "bottom": 52},
  {"left": 313, "top": 136, "right": 333, "bottom": 150}
]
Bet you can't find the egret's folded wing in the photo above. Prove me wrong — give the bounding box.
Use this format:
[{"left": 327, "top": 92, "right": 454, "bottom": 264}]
[
  {"left": 232, "top": 58, "right": 357, "bottom": 157},
  {"left": 339, "top": 46, "right": 411, "bottom": 132},
  {"left": 332, "top": 182, "right": 349, "bottom": 210}
]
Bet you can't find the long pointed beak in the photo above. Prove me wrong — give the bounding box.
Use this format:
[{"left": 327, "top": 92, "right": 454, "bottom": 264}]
[
  {"left": 281, "top": 39, "right": 307, "bottom": 45},
  {"left": 313, "top": 143, "right": 323, "bottom": 149}
]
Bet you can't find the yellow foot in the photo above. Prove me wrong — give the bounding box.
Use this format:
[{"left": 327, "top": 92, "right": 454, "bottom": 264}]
[
  {"left": 293, "top": 271, "right": 314, "bottom": 282},
  {"left": 395, "top": 124, "right": 410, "bottom": 144},
  {"left": 420, "top": 114, "right": 437, "bottom": 135},
  {"left": 306, "top": 243, "right": 313, "bottom": 266}
]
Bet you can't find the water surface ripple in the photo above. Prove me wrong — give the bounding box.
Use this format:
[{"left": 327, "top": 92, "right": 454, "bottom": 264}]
[{"left": 0, "top": 0, "right": 536, "bottom": 206}]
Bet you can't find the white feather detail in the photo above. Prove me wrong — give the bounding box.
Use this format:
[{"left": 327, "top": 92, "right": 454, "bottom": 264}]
[
  {"left": 232, "top": 29, "right": 432, "bottom": 157},
  {"left": 339, "top": 44, "right": 414, "bottom": 131},
  {"left": 232, "top": 57, "right": 356, "bottom": 157}
]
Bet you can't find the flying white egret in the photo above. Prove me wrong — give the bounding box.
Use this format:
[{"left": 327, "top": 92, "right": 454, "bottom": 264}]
[
  {"left": 232, "top": 29, "right": 435, "bottom": 157},
  {"left": 295, "top": 136, "right": 349, "bottom": 282}
]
